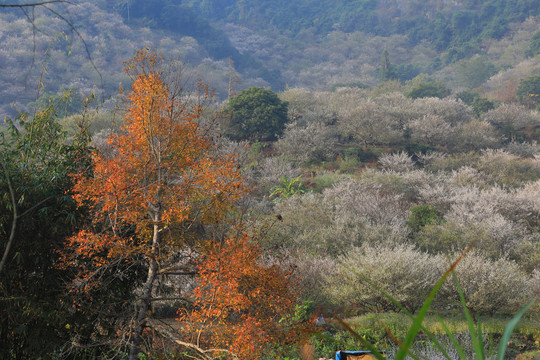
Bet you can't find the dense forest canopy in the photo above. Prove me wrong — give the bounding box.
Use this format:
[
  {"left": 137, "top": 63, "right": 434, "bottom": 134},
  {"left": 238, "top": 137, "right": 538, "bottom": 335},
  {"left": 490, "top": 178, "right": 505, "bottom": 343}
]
[
  {"left": 1, "top": 0, "right": 540, "bottom": 118},
  {"left": 114, "top": 0, "right": 540, "bottom": 63},
  {"left": 183, "top": 0, "right": 540, "bottom": 56}
]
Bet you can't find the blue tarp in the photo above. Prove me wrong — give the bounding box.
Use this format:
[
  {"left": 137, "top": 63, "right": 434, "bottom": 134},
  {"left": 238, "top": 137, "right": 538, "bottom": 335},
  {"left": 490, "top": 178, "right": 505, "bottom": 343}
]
[
  {"left": 335, "top": 350, "right": 389, "bottom": 359},
  {"left": 335, "top": 351, "right": 375, "bottom": 360}
]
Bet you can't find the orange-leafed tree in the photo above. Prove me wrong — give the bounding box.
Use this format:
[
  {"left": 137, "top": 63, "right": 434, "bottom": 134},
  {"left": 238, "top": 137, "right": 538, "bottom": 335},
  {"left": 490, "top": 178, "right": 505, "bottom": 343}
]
[
  {"left": 178, "top": 232, "right": 306, "bottom": 360},
  {"left": 62, "top": 49, "right": 246, "bottom": 359}
]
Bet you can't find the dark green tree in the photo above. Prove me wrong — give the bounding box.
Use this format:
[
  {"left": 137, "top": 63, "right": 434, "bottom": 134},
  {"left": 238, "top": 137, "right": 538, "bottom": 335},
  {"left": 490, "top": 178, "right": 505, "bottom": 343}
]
[
  {"left": 456, "top": 90, "right": 496, "bottom": 116},
  {"left": 223, "top": 87, "right": 289, "bottom": 142},
  {"left": 525, "top": 30, "right": 540, "bottom": 58},
  {"left": 393, "top": 64, "right": 421, "bottom": 82},
  {"left": 406, "top": 80, "right": 451, "bottom": 99},
  {"left": 456, "top": 89, "right": 479, "bottom": 105},
  {"left": 0, "top": 108, "right": 90, "bottom": 358},
  {"left": 406, "top": 204, "right": 442, "bottom": 234},
  {"left": 471, "top": 96, "right": 496, "bottom": 116},
  {"left": 516, "top": 75, "right": 540, "bottom": 109},
  {"left": 0, "top": 106, "right": 145, "bottom": 359},
  {"left": 379, "top": 50, "right": 396, "bottom": 82},
  {"left": 456, "top": 55, "right": 497, "bottom": 89}
]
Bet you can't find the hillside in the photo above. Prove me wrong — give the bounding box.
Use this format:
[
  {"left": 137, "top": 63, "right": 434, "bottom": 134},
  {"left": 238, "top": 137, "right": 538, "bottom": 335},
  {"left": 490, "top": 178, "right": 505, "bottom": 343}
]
[
  {"left": 1, "top": 2, "right": 540, "bottom": 359},
  {"left": 0, "top": 0, "right": 539, "bottom": 116}
]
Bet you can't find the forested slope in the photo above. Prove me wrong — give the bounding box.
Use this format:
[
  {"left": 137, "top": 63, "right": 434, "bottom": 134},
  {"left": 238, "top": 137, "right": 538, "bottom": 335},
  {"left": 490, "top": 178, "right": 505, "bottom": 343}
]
[{"left": 1, "top": 0, "right": 540, "bottom": 118}]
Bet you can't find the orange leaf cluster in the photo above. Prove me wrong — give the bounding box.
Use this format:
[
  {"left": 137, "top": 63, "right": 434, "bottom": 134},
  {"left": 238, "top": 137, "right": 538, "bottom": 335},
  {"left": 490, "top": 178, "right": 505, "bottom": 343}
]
[
  {"left": 62, "top": 48, "right": 246, "bottom": 293},
  {"left": 180, "top": 234, "right": 298, "bottom": 359}
]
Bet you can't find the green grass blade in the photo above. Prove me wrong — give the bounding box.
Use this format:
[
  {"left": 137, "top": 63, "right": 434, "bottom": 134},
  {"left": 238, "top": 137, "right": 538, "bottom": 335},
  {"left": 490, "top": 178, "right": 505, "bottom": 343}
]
[
  {"left": 332, "top": 316, "right": 393, "bottom": 360},
  {"left": 496, "top": 297, "right": 537, "bottom": 360},
  {"left": 453, "top": 272, "right": 484, "bottom": 360},
  {"left": 393, "top": 243, "right": 475, "bottom": 360},
  {"left": 436, "top": 315, "right": 467, "bottom": 360},
  {"left": 488, "top": 333, "right": 494, "bottom": 359},
  {"left": 340, "top": 263, "right": 452, "bottom": 359},
  {"left": 477, "top": 320, "right": 485, "bottom": 359},
  {"left": 394, "top": 268, "right": 448, "bottom": 360}
]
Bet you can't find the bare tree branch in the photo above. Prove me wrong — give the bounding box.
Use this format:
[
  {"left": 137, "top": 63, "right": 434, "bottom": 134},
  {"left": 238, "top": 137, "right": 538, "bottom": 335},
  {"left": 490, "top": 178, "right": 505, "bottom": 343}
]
[
  {"left": 0, "top": 1, "right": 74, "bottom": 8},
  {"left": 159, "top": 271, "right": 198, "bottom": 276},
  {"left": 151, "top": 296, "right": 193, "bottom": 302},
  {"left": 41, "top": 3, "right": 103, "bottom": 87},
  {"left": 0, "top": 0, "right": 103, "bottom": 88},
  {"left": 0, "top": 139, "right": 53, "bottom": 273},
  {"left": 18, "top": 196, "right": 52, "bottom": 218},
  {"left": 148, "top": 320, "right": 239, "bottom": 360},
  {"left": 0, "top": 159, "right": 18, "bottom": 274}
]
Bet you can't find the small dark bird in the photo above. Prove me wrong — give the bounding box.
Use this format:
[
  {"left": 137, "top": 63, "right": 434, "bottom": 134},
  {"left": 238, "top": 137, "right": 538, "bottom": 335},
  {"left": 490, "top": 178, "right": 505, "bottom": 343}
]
[{"left": 276, "top": 214, "right": 283, "bottom": 221}]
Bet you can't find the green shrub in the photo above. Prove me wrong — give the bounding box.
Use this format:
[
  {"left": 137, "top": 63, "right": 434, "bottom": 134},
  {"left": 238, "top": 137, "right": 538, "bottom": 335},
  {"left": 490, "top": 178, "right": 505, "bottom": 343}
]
[
  {"left": 516, "top": 75, "right": 540, "bottom": 110},
  {"left": 526, "top": 30, "right": 540, "bottom": 58},
  {"left": 410, "top": 222, "right": 469, "bottom": 255},
  {"left": 312, "top": 171, "right": 348, "bottom": 191},
  {"left": 270, "top": 175, "right": 306, "bottom": 200},
  {"left": 223, "top": 87, "right": 289, "bottom": 141},
  {"left": 476, "top": 150, "right": 540, "bottom": 187},
  {"left": 406, "top": 205, "right": 443, "bottom": 233},
  {"left": 338, "top": 156, "right": 361, "bottom": 173},
  {"left": 406, "top": 80, "right": 451, "bottom": 99}
]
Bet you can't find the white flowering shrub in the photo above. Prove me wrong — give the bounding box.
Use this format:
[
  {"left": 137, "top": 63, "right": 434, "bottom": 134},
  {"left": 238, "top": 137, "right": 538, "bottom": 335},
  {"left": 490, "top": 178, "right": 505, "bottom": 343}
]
[
  {"left": 417, "top": 181, "right": 538, "bottom": 258},
  {"left": 512, "top": 235, "right": 540, "bottom": 273},
  {"left": 267, "top": 192, "right": 363, "bottom": 256},
  {"left": 411, "top": 97, "right": 473, "bottom": 125},
  {"left": 337, "top": 99, "right": 404, "bottom": 147},
  {"left": 250, "top": 156, "right": 303, "bottom": 191},
  {"left": 416, "top": 151, "right": 447, "bottom": 168},
  {"left": 410, "top": 221, "right": 471, "bottom": 255},
  {"left": 212, "top": 137, "right": 250, "bottom": 164},
  {"left": 404, "top": 333, "right": 495, "bottom": 360},
  {"left": 290, "top": 254, "right": 338, "bottom": 306},
  {"left": 327, "top": 87, "right": 371, "bottom": 112},
  {"left": 504, "top": 141, "right": 540, "bottom": 158},
  {"left": 371, "top": 92, "right": 417, "bottom": 128},
  {"left": 409, "top": 114, "right": 455, "bottom": 148},
  {"left": 449, "top": 252, "right": 534, "bottom": 315},
  {"left": 482, "top": 103, "right": 540, "bottom": 139},
  {"left": 324, "top": 179, "right": 411, "bottom": 227},
  {"left": 354, "top": 168, "right": 422, "bottom": 202},
  {"left": 454, "top": 120, "right": 501, "bottom": 151},
  {"left": 276, "top": 89, "right": 343, "bottom": 162},
  {"left": 280, "top": 88, "right": 335, "bottom": 126},
  {"left": 379, "top": 152, "right": 416, "bottom": 173},
  {"left": 276, "top": 121, "right": 340, "bottom": 162},
  {"left": 259, "top": 173, "right": 422, "bottom": 260},
  {"left": 476, "top": 149, "right": 540, "bottom": 186},
  {"left": 323, "top": 244, "right": 446, "bottom": 313},
  {"left": 450, "top": 166, "right": 488, "bottom": 188}
]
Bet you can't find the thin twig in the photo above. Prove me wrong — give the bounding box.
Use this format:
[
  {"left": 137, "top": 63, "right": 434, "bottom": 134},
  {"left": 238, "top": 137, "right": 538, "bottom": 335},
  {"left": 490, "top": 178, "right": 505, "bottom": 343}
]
[
  {"left": 2, "top": 0, "right": 103, "bottom": 90},
  {"left": 42, "top": 4, "right": 103, "bottom": 88},
  {"left": 0, "top": 159, "right": 17, "bottom": 274},
  {"left": 0, "top": 1, "right": 74, "bottom": 8}
]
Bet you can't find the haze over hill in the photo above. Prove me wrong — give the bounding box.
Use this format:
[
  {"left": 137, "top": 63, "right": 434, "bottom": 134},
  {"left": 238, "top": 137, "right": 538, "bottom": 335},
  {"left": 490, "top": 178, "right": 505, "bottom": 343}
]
[{"left": 0, "top": 0, "right": 539, "bottom": 117}]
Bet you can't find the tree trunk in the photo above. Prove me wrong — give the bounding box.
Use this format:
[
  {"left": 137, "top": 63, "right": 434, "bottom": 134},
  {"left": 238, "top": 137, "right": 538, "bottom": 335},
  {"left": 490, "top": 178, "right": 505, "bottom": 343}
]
[{"left": 129, "top": 215, "right": 160, "bottom": 360}]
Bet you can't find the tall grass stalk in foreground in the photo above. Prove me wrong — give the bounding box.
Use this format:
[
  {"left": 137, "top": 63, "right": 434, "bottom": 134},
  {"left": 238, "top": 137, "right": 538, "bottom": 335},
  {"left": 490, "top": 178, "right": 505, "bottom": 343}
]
[{"left": 335, "top": 242, "right": 537, "bottom": 360}]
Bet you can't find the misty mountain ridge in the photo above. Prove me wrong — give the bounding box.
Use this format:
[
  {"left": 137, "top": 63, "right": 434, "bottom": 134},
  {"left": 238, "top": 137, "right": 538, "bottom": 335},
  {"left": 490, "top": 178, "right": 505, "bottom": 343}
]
[{"left": 0, "top": 0, "right": 539, "bottom": 117}]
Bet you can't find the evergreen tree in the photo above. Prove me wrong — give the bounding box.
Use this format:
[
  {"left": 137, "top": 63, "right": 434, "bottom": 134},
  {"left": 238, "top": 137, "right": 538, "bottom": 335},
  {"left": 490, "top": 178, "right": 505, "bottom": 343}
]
[
  {"left": 223, "top": 87, "right": 289, "bottom": 142},
  {"left": 380, "top": 50, "right": 397, "bottom": 82},
  {"left": 517, "top": 75, "right": 540, "bottom": 109}
]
